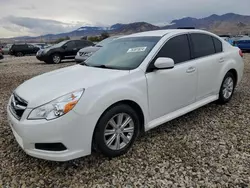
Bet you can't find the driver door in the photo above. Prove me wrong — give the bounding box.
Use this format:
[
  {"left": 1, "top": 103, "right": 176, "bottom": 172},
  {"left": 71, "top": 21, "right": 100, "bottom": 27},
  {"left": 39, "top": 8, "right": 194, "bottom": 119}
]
[
  {"left": 63, "top": 41, "right": 77, "bottom": 57},
  {"left": 146, "top": 34, "right": 197, "bottom": 121}
]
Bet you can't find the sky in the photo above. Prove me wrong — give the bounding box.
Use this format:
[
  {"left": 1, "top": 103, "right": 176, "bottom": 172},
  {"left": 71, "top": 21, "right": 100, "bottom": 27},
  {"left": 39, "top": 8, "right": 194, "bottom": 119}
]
[{"left": 0, "top": 0, "right": 250, "bottom": 38}]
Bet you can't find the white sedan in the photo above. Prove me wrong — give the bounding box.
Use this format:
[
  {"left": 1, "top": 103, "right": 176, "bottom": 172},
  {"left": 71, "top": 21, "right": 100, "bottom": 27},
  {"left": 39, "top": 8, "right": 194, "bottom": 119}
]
[{"left": 7, "top": 29, "right": 244, "bottom": 161}]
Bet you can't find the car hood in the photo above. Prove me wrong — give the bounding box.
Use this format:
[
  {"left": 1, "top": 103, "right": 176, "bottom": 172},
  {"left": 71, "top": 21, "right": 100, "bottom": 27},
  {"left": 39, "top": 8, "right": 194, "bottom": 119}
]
[
  {"left": 15, "top": 65, "right": 129, "bottom": 108},
  {"left": 78, "top": 46, "right": 101, "bottom": 53}
]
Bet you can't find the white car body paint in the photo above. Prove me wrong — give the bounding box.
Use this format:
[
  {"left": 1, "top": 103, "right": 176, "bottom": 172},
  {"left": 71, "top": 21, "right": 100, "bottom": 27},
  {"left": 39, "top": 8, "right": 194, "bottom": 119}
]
[{"left": 7, "top": 29, "right": 244, "bottom": 161}]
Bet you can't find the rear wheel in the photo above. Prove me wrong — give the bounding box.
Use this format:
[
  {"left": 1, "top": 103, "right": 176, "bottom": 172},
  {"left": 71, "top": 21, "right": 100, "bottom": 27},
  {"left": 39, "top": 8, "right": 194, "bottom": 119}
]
[
  {"left": 16, "top": 52, "right": 24, "bottom": 57},
  {"left": 217, "top": 72, "right": 236, "bottom": 104},
  {"left": 51, "top": 54, "right": 61, "bottom": 64},
  {"left": 93, "top": 104, "right": 140, "bottom": 158}
]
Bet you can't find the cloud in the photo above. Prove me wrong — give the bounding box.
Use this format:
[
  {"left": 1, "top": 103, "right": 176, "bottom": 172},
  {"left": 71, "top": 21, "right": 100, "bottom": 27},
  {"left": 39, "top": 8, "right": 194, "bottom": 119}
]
[
  {"left": 1, "top": 16, "right": 85, "bottom": 36},
  {"left": 0, "top": 0, "right": 250, "bottom": 37},
  {"left": 19, "top": 5, "right": 36, "bottom": 10}
]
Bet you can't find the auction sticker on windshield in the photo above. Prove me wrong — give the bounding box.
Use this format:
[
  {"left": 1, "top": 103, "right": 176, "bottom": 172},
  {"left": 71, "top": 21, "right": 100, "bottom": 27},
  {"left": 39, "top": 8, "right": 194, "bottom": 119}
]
[{"left": 127, "top": 47, "right": 147, "bottom": 53}]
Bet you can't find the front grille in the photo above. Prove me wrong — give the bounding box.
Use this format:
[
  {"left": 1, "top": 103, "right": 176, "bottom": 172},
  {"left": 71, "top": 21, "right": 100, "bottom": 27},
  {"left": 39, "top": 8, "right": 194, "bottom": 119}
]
[
  {"left": 79, "top": 52, "right": 85, "bottom": 56},
  {"left": 79, "top": 52, "right": 91, "bottom": 57},
  {"left": 10, "top": 94, "right": 28, "bottom": 120}
]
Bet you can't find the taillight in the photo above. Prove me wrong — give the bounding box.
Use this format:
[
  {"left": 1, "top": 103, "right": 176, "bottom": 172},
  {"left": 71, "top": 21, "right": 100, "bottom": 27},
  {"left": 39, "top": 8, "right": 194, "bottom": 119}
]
[{"left": 239, "top": 50, "right": 243, "bottom": 58}]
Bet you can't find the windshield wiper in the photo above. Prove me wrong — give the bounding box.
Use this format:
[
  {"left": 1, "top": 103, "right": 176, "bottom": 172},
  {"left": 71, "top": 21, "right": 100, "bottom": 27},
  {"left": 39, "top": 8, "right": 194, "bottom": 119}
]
[{"left": 92, "top": 64, "right": 116, "bottom": 69}]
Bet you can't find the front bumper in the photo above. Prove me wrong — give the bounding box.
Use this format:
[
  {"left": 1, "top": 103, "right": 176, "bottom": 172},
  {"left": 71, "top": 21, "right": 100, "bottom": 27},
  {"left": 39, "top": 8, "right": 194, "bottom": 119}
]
[
  {"left": 75, "top": 55, "right": 87, "bottom": 64},
  {"left": 7, "top": 102, "right": 99, "bottom": 161},
  {"left": 36, "top": 54, "right": 49, "bottom": 62}
]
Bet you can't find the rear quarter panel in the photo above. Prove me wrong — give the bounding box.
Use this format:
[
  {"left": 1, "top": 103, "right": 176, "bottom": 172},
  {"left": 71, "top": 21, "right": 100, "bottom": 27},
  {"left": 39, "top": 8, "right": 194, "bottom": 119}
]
[{"left": 216, "top": 45, "right": 244, "bottom": 92}]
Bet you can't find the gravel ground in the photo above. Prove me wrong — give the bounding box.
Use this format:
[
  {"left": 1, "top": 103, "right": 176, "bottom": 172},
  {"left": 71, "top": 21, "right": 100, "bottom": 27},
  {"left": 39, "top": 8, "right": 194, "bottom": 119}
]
[{"left": 0, "top": 55, "right": 250, "bottom": 187}]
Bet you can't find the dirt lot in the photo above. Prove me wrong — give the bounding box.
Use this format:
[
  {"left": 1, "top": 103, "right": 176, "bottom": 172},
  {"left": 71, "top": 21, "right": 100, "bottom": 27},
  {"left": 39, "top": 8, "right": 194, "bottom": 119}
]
[{"left": 0, "top": 55, "right": 250, "bottom": 187}]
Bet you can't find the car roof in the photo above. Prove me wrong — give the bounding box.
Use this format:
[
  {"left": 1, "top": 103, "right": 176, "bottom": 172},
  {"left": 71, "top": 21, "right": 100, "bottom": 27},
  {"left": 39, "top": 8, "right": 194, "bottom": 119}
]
[{"left": 122, "top": 29, "right": 214, "bottom": 38}]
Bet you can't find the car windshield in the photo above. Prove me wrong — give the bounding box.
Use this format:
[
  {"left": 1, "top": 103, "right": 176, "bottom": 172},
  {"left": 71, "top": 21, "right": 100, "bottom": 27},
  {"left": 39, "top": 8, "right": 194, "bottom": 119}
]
[
  {"left": 95, "top": 37, "right": 117, "bottom": 47},
  {"left": 51, "top": 40, "right": 69, "bottom": 48},
  {"left": 84, "top": 36, "right": 160, "bottom": 70}
]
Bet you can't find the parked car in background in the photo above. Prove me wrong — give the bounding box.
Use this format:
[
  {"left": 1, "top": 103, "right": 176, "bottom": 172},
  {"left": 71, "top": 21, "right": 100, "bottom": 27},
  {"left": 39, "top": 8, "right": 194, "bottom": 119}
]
[
  {"left": 75, "top": 36, "right": 120, "bottom": 63},
  {"left": 7, "top": 29, "right": 244, "bottom": 161},
  {"left": 2, "top": 44, "right": 13, "bottom": 55},
  {"left": 234, "top": 36, "right": 250, "bottom": 51},
  {"left": 0, "top": 50, "right": 3, "bottom": 60},
  {"left": 9, "top": 44, "right": 40, "bottom": 57},
  {"left": 35, "top": 43, "right": 52, "bottom": 49},
  {"left": 36, "top": 40, "right": 94, "bottom": 64}
]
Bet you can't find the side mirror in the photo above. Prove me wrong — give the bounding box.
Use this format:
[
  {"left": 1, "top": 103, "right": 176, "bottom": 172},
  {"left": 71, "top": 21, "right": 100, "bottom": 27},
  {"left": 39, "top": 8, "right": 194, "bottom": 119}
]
[
  {"left": 154, "top": 57, "right": 174, "bottom": 69},
  {"left": 62, "top": 45, "right": 67, "bottom": 49}
]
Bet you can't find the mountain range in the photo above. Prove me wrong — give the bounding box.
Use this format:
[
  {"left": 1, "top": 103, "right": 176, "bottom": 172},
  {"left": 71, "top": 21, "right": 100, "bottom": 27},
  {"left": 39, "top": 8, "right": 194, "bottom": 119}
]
[{"left": 8, "top": 13, "right": 250, "bottom": 42}]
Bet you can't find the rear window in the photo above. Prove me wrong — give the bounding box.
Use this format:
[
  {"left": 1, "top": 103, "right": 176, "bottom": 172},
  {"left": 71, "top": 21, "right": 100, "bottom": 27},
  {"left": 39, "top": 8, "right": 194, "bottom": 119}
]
[{"left": 190, "top": 33, "right": 216, "bottom": 58}]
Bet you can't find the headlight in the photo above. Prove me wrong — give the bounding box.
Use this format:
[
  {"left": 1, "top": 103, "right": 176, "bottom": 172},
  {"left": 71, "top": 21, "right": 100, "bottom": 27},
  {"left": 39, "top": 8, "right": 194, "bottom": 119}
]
[
  {"left": 28, "top": 89, "right": 84, "bottom": 120},
  {"left": 85, "top": 52, "right": 93, "bottom": 57}
]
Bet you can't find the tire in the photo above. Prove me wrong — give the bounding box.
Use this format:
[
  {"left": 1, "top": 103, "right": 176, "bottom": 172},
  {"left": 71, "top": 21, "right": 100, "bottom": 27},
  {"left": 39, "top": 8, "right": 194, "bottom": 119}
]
[
  {"left": 16, "top": 52, "right": 24, "bottom": 57},
  {"left": 93, "top": 104, "right": 140, "bottom": 158},
  {"left": 217, "top": 72, "right": 236, "bottom": 104},
  {"left": 51, "top": 54, "right": 61, "bottom": 64}
]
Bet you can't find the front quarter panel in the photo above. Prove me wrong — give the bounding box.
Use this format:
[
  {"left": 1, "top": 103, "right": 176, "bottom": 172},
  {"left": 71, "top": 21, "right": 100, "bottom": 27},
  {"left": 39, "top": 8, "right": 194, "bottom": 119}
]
[{"left": 73, "top": 69, "right": 149, "bottom": 128}]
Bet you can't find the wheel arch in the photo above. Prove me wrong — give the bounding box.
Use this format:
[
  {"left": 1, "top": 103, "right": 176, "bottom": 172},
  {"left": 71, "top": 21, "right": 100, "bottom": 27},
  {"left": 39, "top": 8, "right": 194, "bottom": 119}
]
[
  {"left": 91, "top": 99, "right": 145, "bottom": 150},
  {"left": 227, "top": 69, "right": 238, "bottom": 85}
]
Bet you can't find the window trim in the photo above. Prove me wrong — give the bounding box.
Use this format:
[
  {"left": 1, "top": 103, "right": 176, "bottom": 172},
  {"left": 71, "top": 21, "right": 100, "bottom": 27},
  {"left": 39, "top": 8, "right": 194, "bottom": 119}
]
[
  {"left": 146, "top": 33, "right": 192, "bottom": 72},
  {"left": 146, "top": 32, "right": 225, "bottom": 73}
]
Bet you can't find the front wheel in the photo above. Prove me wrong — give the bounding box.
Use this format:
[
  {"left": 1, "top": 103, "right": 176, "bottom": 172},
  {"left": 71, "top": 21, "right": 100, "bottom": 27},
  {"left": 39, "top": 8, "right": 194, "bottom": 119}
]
[
  {"left": 217, "top": 72, "right": 236, "bottom": 104},
  {"left": 51, "top": 54, "right": 61, "bottom": 64},
  {"left": 93, "top": 104, "right": 140, "bottom": 158}
]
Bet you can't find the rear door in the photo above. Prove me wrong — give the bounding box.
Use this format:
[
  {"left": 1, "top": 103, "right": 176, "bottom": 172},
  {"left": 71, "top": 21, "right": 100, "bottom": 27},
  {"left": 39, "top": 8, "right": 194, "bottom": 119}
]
[{"left": 190, "top": 33, "right": 224, "bottom": 100}]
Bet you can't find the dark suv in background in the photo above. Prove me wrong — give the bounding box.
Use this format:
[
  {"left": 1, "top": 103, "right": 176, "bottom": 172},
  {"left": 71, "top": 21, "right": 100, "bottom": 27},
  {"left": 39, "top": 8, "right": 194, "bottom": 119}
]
[
  {"left": 36, "top": 40, "right": 94, "bottom": 64},
  {"left": 9, "top": 44, "right": 40, "bottom": 56}
]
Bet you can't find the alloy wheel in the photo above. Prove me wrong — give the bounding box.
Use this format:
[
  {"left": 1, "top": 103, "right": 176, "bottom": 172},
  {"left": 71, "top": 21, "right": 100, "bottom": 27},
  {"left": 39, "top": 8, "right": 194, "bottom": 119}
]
[
  {"left": 104, "top": 113, "right": 134, "bottom": 150},
  {"left": 53, "top": 55, "right": 61, "bottom": 64},
  {"left": 222, "top": 77, "right": 234, "bottom": 99}
]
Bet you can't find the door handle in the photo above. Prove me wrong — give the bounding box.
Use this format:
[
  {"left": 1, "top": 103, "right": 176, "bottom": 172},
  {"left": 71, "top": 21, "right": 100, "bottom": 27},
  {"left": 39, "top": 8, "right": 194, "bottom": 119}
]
[
  {"left": 186, "top": 67, "right": 196, "bottom": 73},
  {"left": 219, "top": 58, "right": 224, "bottom": 63}
]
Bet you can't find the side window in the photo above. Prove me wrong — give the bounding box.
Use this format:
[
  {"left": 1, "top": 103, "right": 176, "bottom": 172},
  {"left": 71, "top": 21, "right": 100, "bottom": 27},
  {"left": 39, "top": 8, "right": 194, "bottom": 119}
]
[
  {"left": 65, "top": 41, "right": 76, "bottom": 49},
  {"left": 190, "top": 33, "right": 215, "bottom": 58},
  {"left": 212, "top": 37, "right": 223, "bottom": 53},
  {"left": 75, "top": 41, "right": 88, "bottom": 48},
  {"left": 16, "top": 45, "right": 26, "bottom": 49},
  {"left": 155, "top": 34, "right": 191, "bottom": 64}
]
